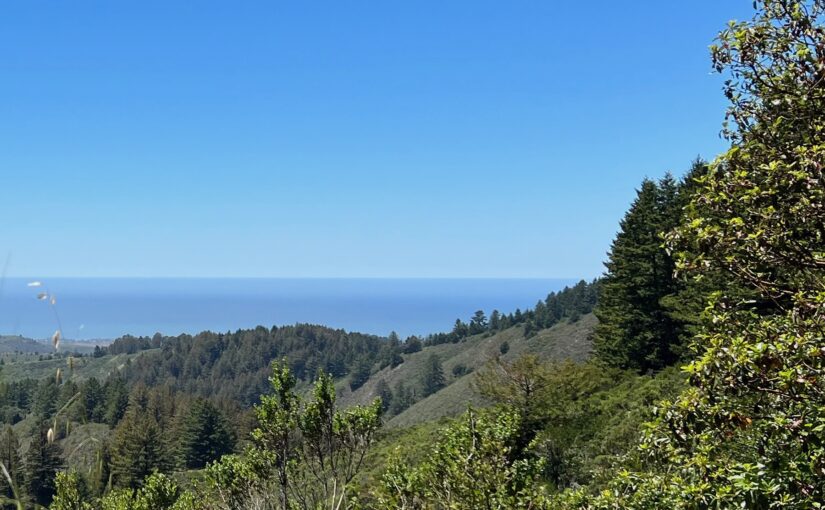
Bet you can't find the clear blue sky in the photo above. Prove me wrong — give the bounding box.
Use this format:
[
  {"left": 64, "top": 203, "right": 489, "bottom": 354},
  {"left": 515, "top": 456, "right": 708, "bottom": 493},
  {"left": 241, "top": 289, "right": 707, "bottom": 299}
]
[{"left": 0, "top": 1, "right": 753, "bottom": 278}]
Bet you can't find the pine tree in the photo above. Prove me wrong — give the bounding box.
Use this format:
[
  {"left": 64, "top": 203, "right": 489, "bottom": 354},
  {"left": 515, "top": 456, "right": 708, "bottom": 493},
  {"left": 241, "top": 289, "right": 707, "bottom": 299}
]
[
  {"left": 349, "top": 358, "right": 373, "bottom": 391},
  {"left": 0, "top": 426, "right": 22, "bottom": 506},
  {"left": 403, "top": 336, "right": 422, "bottom": 354},
  {"left": 389, "top": 381, "right": 413, "bottom": 415},
  {"left": 375, "top": 379, "right": 393, "bottom": 413},
  {"left": 25, "top": 430, "right": 63, "bottom": 507},
  {"left": 421, "top": 354, "right": 446, "bottom": 397},
  {"left": 179, "top": 399, "right": 235, "bottom": 469},
  {"left": 109, "top": 411, "right": 169, "bottom": 488},
  {"left": 81, "top": 377, "right": 105, "bottom": 423},
  {"left": 103, "top": 377, "right": 129, "bottom": 427},
  {"left": 468, "top": 311, "right": 488, "bottom": 335},
  {"left": 593, "top": 178, "right": 683, "bottom": 372}
]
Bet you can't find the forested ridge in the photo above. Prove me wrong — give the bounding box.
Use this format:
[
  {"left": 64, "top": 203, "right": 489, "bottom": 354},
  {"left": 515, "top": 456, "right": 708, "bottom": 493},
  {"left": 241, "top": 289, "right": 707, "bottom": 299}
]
[{"left": 0, "top": 1, "right": 823, "bottom": 508}]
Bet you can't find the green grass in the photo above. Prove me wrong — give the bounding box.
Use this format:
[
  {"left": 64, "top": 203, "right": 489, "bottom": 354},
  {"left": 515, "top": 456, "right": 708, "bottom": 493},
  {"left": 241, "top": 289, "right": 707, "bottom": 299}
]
[{"left": 0, "top": 351, "right": 153, "bottom": 383}]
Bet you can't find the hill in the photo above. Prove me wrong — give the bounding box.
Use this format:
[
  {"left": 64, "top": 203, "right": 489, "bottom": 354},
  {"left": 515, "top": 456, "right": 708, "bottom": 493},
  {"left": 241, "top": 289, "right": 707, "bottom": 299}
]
[
  {"left": 338, "top": 314, "right": 596, "bottom": 427},
  {"left": 0, "top": 335, "right": 97, "bottom": 355}
]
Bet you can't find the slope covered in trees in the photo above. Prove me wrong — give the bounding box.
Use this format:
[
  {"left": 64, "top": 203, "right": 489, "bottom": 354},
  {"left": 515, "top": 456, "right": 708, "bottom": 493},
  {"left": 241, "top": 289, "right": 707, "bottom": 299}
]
[{"left": 3, "top": 1, "right": 823, "bottom": 508}]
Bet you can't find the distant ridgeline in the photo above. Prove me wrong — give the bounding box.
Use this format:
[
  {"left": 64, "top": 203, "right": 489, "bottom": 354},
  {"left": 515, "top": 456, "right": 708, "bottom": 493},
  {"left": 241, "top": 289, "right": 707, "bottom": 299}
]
[
  {"left": 423, "top": 279, "right": 599, "bottom": 346},
  {"left": 93, "top": 279, "right": 600, "bottom": 406}
]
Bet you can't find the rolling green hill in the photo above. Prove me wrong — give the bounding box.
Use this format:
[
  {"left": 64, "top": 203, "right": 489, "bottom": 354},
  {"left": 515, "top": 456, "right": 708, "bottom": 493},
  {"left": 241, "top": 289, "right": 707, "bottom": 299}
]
[
  {"left": 0, "top": 335, "right": 98, "bottom": 355},
  {"left": 0, "top": 351, "right": 149, "bottom": 383},
  {"left": 337, "top": 313, "right": 596, "bottom": 427}
]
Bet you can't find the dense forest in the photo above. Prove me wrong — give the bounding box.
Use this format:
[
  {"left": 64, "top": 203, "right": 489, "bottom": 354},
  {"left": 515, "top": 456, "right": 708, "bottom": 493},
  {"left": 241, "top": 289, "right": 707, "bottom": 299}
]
[{"left": 0, "top": 1, "right": 822, "bottom": 508}]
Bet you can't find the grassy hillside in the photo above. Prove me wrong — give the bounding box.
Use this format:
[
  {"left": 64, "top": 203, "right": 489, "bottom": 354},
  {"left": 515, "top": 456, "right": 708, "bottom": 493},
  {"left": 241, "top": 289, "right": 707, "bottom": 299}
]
[
  {"left": 0, "top": 351, "right": 149, "bottom": 383},
  {"left": 0, "top": 335, "right": 98, "bottom": 355},
  {"left": 338, "top": 313, "right": 595, "bottom": 427}
]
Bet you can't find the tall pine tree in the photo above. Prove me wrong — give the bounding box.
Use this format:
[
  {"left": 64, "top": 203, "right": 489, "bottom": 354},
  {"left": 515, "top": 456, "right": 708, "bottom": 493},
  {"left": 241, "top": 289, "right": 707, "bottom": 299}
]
[
  {"left": 421, "top": 354, "right": 446, "bottom": 397},
  {"left": 109, "top": 411, "right": 169, "bottom": 488},
  {"left": 593, "top": 177, "right": 683, "bottom": 371},
  {"left": 0, "top": 426, "right": 22, "bottom": 507},
  {"left": 179, "top": 399, "right": 235, "bottom": 469},
  {"left": 25, "top": 429, "right": 63, "bottom": 507}
]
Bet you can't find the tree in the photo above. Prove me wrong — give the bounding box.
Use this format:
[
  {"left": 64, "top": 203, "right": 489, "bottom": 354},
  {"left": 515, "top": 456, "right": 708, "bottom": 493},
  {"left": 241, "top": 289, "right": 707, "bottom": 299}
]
[
  {"left": 375, "top": 379, "right": 393, "bottom": 413},
  {"left": 25, "top": 430, "right": 63, "bottom": 507},
  {"left": 421, "top": 355, "right": 446, "bottom": 397},
  {"left": 179, "top": 399, "right": 235, "bottom": 469},
  {"left": 450, "top": 319, "right": 468, "bottom": 342},
  {"left": 246, "top": 360, "right": 382, "bottom": 509},
  {"left": 32, "top": 379, "right": 58, "bottom": 418},
  {"left": 592, "top": 177, "right": 683, "bottom": 372},
  {"left": 348, "top": 358, "right": 372, "bottom": 392},
  {"left": 388, "top": 381, "right": 413, "bottom": 416},
  {"left": 109, "top": 412, "right": 169, "bottom": 489},
  {"left": 468, "top": 310, "right": 488, "bottom": 335},
  {"left": 81, "top": 377, "right": 105, "bottom": 423},
  {"left": 560, "top": 2, "right": 825, "bottom": 507},
  {"left": 0, "top": 427, "right": 23, "bottom": 508},
  {"left": 251, "top": 360, "right": 299, "bottom": 509},
  {"left": 50, "top": 471, "right": 93, "bottom": 510},
  {"left": 489, "top": 310, "right": 502, "bottom": 331},
  {"left": 402, "top": 337, "right": 422, "bottom": 354},
  {"left": 377, "top": 408, "right": 548, "bottom": 509},
  {"left": 103, "top": 377, "right": 129, "bottom": 427}
]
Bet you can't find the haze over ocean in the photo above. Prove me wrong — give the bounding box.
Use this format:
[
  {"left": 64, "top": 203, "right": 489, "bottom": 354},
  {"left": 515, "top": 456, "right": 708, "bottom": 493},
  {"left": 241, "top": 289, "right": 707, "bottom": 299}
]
[{"left": 0, "top": 278, "right": 576, "bottom": 341}]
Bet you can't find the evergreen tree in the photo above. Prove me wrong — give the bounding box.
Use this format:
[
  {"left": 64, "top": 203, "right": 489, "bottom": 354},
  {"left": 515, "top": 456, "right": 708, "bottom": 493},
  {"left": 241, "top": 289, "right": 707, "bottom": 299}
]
[
  {"left": 560, "top": 3, "right": 825, "bottom": 507},
  {"left": 450, "top": 319, "right": 468, "bottom": 342},
  {"left": 489, "top": 310, "right": 501, "bottom": 330},
  {"left": 349, "top": 358, "right": 373, "bottom": 391},
  {"left": 109, "top": 411, "right": 169, "bottom": 488},
  {"left": 421, "top": 354, "right": 446, "bottom": 397},
  {"left": 375, "top": 379, "right": 393, "bottom": 413},
  {"left": 25, "top": 430, "right": 63, "bottom": 507},
  {"left": 32, "top": 379, "right": 57, "bottom": 419},
  {"left": 389, "top": 381, "right": 413, "bottom": 416},
  {"left": 0, "top": 426, "right": 22, "bottom": 507},
  {"left": 403, "top": 336, "right": 422, "bottom": 354},
  {"left": 103, "top": 377, "right": 129, "bottom": 427},
  {"left": 179, "top": 399, "right": 235, "bottom": 469},
  {"left": 593, "top": 178, "right": 683, "bottom": 372},
  {"left": 468, "top": 310, "right": 488, "bottom": 335}
]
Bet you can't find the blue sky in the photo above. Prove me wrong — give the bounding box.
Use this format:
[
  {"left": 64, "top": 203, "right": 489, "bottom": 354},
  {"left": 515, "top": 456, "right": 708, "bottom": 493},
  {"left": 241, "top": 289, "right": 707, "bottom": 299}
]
[{"left": 0, "top": 1, "right": 753, "bottom": 278}]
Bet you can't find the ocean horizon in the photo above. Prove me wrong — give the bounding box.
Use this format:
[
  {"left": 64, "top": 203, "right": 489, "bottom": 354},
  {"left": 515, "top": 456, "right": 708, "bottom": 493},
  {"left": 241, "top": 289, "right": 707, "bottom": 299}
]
[{"left": 0, "top": 277, "right": 581, "bottom": 341}]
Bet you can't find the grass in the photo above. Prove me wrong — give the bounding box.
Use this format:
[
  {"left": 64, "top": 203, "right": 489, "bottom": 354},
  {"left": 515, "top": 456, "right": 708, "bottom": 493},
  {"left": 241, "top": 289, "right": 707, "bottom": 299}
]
[
  {"left": 0, "top": 350, "right": 153, "bottom": 383},
  {"left": 337, "top": 313, "right": 596, "bottom": 428}
]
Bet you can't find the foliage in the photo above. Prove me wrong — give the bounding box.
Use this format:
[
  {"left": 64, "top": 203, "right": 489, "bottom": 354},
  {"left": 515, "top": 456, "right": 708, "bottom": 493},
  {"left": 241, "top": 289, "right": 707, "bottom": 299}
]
[
  {"left": 557, "top": 1, "right": 825, "bottom": 507},
  {"left": 419, "top": 355, "right": 445, "bottom": 397},
  {"left": 179, "top": 399, "right": 235, "bottom": 469},
  {"left": 592, "top": 175, "right": 688, "bottom": 372},
  {"left": 26, "top": 430, "right": 63, "bottom": 507},
  {"left": 109, "top": 410, "right": 169, "bottom": 489},
  {"left": 52, "top": 472, "right": 190, "bottom": 510},
  {"left": 376, "top": 407, "right": 549, "bottom": 509},
  {"left": 119, "top": 325, "right": 389, "bottom": 406},
  {"left": 424, "top": 280, "right": 599, "bottom": 346},
  {"left": 204, "top": 360, "right": 383, "bottom": 509}
]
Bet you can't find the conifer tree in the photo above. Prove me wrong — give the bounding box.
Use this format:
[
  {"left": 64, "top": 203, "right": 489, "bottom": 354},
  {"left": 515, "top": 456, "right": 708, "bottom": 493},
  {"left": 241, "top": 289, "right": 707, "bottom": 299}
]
[
  {"left": 560, "top": 2, "right": 825, "bottom": 507},
  {"left": 25, "top": 430, "right": 63, "bottom": 507},
  {"left": 179, "top": 399, "right": 235, "bottom": 469},
  {"left": 109, "top": 412, "right": 169, "bottom": 488},
  {"left": 0, "top": 426, "right": 22, "bottom": 506},
  {"left": 593, "top": 178, "right": 683, "bottom": 372},
  {"left": 421, "top": 354, "right": 446, "bottom": 397},
  {"left": 348, "top": 358, "right": 372, "bottom": 391}
]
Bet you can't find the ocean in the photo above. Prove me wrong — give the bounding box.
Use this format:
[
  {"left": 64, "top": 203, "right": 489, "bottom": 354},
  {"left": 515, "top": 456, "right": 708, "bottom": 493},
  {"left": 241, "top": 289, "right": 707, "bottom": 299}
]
[{"left": 0, "top": 278, "right": 578, "bottom": 341}]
